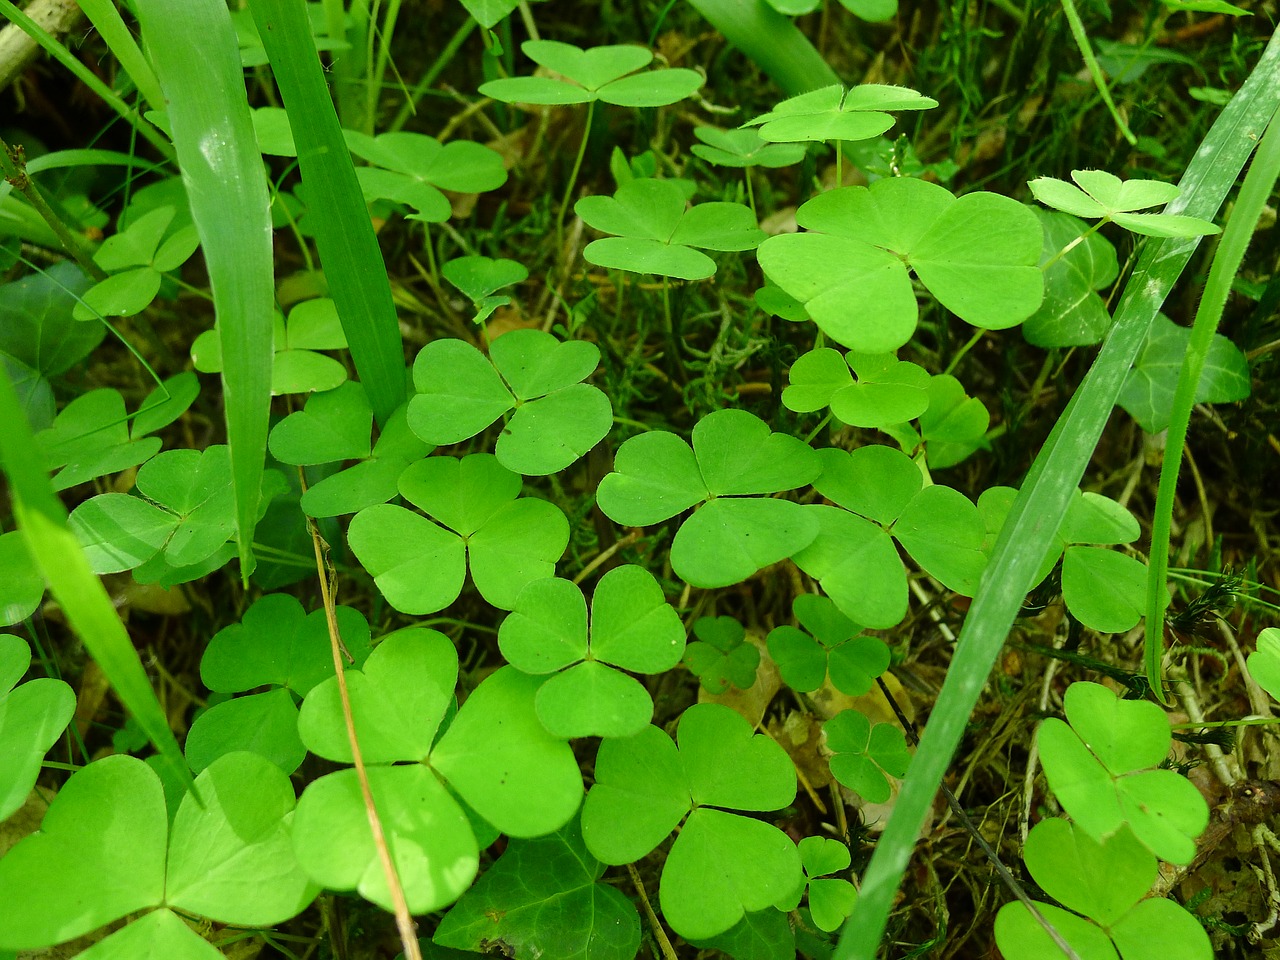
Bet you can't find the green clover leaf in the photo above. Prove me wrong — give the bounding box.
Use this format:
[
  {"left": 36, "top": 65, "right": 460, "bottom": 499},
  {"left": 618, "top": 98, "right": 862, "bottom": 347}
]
[
  {"left": 269, "top": 380, "right": 373, "bottom": 466},
  {"left": 690, "top": 126, "right": 808, "bottom": 169},
  {"left": 348, "top": 453, "right": 569, "bottom": 612},
  {"left": 823, "top": 708, "right": 911, "bottom": 804},
  {"left": 479, "top": 40, "right": 703, "bottom": 108},
  {"left": 408, "top": 330, "right": 612, "bottom": 475},
  {"left": 499, "top": 565, "right": 686, "bottom": 738},
  {"left": 596, "top": 409, "right": 820, "bottom": 587},
  {"left": 345, "top": 130, "right": 507, "bottom": 223},
  {"left": 295, "top": 629, "right": 583, "bottom": 913},
  {"left": 35, "top": 387, "right": 164, "bottom": 490},
  {"left": 1029, "top": 169, "right": 1221, "bottom": 238},
  {"left": 0, "top": 532, "right": 44, "bottom": 627},
  {"left": 441, "top": 255, "right": 529, "bottom": 325},
  {"left": 783, "top": 349, "right": 931, "bottom": 428},
  {"left": 0, "top": 634, "right": 75, "bottom": 822},
  {"left": 192, "top": 298, "right": 349, "bottom": 395},
  {"left": 1247, "top": 627, "right": 1280, "bottom": 703},
  {"left": 742, "top": 83, "right": 935, "bottom": 144},
  {"left": 995, "top": 819, "right": 1211, "bottom": 960},
  {"left": 766, "top": 594, "right": 888, "bottom": 695},
  {"left": 73, "top": 206, "right": 199, "bottom": 322},
  {"left": 576, "top": 178, "right": 765, "bottom": 280},
  {"left": 796, "top": 836, "right": 858, "bottom": 932},
  {"left": 683, "top": 616, "right": 761, "bottom": 694},
  {"left": 758, "top": 176, "right": 1043, "bottom": 352},
  {"left": 581, "top": 703, "right": 800, "bottom": 940},
  {"left": 1023, "top": 209, "right": 1120, "bottom": 348},
  {"left": 1037, "top": 682, "right": 1209, "bottom": 863}
]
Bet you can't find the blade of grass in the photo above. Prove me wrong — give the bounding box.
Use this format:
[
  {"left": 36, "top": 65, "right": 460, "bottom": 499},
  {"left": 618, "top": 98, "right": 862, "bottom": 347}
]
[
  {"left": 0, "top": 363, "right": 195, "bottom": 795},
  {"left": 684, "top": 0, "right": 838, "bottom": 96},
  {"left": 1059, "top": 0, "right": 1137, "bottom": 146},
  {"left": 74, "top": 0, "right": 164, "bottom": 113},
  {"left": 1145, "top": 105, "right": 1280, "bottom": 700},
  {"left": 835, "top": 30, "right": 1280, "bottom": 959},
  {"left": 134, "top": 0, "right": 276, "bottom": 583},
  {"left": 248, "top": 0, "right": 407, "bottom": 426}
]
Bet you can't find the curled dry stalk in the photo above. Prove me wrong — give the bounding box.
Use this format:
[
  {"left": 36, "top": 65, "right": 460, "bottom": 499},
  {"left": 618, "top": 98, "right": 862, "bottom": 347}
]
[{"left": 306, "top": 506, "right": 422, "bottom": 960}]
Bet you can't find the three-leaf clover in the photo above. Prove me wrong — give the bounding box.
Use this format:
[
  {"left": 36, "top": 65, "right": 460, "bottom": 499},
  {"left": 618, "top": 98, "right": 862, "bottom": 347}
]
[
  {"left": 69, "top": 445, "right": 285, "bottom": 586},
  {"left": 595, "top": 409, "right": 821, "bottom": 588},
  {"left": 295, "top": 628, "right": 583, "bottom": 912},
  {"left": 1028, "top": 169, "right": 1221, "bottom": 238},
  {"left": 0, "top": 752, "right": 316, "bottom": 953},
  {"left": 575, "top": 178, "right": 766, "bottom": 280},
  {"left": 192, "top": 298, "right": 350, "bottom": 395},
  {"left": 1037, "top": 682, "right": 1209, "bottom": 863},
  {"left": 1247, "top": 627, "right": 1280, "bottom": 703},
  {"left": 757, "top": 176, "right": 1043, "bottom": 353},
  {"left": 774, "top": 836, "right": 859, "bottom": 933},
  {"left": 189, "top": 593, "right": 373, "bottom": 775},
  {"left": 766, "top": 594, "right": 889, "bottom": 695},
  {"left": 345, "top": 130, "right": 508, "bottom": 223},
  {"left": 581, "top": 703, "right": 801, "bottom": 940},
  {"left": 347, "top": 453, "right": 569, "bottom": 612},
  {"left": 407, "top": 330, "right": 612, "bottom": 476},
  {"left": 690, "top": 126, "right": 808, "bottom": 169},
  {"left": 683, "top": 616, "right": 761, "bottom": 693},
  {"left": 479, "top": 40, "right": 703, "bottom": 107},
  {"left": 995, "top": 819, "right": 1211, "bottom": 960},
  {"left": 784, "top": 349, "right": 930, "bottom": 429},
  {"left": 73, "top": 205, "right": 199, "bottom": 321},
  {"left": 793, "top": 445, "right": 986, "bottom": 628},
  {"left": 499, "top": 565, "right": 686, "bottom": 738},
  {"left": 823, "top": 707, "right": 911, "bottom": 803},
  {"left": 743, "top": 83, "right": 936, "bottom": 144}
]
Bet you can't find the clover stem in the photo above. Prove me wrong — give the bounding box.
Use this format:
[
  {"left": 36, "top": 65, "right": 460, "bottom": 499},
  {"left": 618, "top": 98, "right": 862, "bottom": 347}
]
[
  {"left": 803, "top": 411, "right": 833, "bottom": 446},
  {"left": 662, "top": 274, "right": 684, "bottom": 380},
  {"left": 555, "top": 99, "right": 596, "bottom": 262},
  {"left": 943, "top": 327, "right": 985, "bottom": 377},
  {"left": 1039, "top": 219, "right": 1105, "bottom": 272},
  {"left": 626, "top": 863, "right": 678, "bottom": 960},
  {"left": 744, "top": 168, "right": 757, "bottom": 219}
]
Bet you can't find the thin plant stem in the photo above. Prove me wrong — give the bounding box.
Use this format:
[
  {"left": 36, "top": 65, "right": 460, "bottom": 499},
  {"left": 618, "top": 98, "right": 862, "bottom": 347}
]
[
  {"left": 555, "top": 100, "right": 596, "bottom": 260},
  {"left": 1059, "top": 0, "right": 1136, "bottom": 146},
  {"left": 1144, "top": 104, "right": 1280, "bottom": 703}
]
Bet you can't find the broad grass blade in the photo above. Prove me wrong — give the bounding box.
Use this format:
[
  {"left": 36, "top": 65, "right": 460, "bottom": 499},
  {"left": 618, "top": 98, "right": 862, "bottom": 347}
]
[
  {"left": 0, "top": 365, "right": 195, "bottom": 794},
  {"left": 685, "top": 0, "right": 838, "bottom": 96},
  {"left": 248, "top": 0, "right": 407, "bottom": 426},
  {"left": 836, "top": 30, "right": 1280, "bottom": 960},
  {"left": 134, "top": 0, "right": 276, "bottom": 581}
]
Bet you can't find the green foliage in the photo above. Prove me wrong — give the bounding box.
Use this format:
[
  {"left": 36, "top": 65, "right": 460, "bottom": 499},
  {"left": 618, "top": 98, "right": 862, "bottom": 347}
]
[
  {"left": 442, "top": 255, "right": 529, "bottom": 325},
  {"left": 758, "top": 176, "right": 1044, "bottom": 352},
  {"left": 581, "top": 703, "right": 800, "bottom": 940},
  {"left": 0, "top": 752, "right": 316, "bottom": 952},
  {"left": 766, "top": 594, "right": 888, "bottom": 695},
  {"left": 499, "top": 565, "right": 686, "bottom": 737},
  {"left": 1117, "top": 313, "right": 1251, "bottom": 432},
  {"left": 295, "top": 628, "right": 582, "bottom": 912},
  {"left": 576, "top": 178, "right": 765, "bottom": 280},
  {"left": 1247, "top": 627, "right": 1280, "bottom": 701},
  {"left": 479, "top": 40, "right": 703, "bottom": 108},
  {"left": 1037, "top": 682, "right": 1209, "bottom": 864},
  {"left": 684, "top": 615, "right": 761, "bottom": 693},
  {"left": 1029, "top": 170, "right": 1221, "bottom": 238},
  {"left": 0, "top": 634, "right": 75, "bottom": 821},
  {"left": 691, "top": 126, "right": 808, "bottom": 169},
  {"left": 743, "top": 83, "right": 935, "bottom": 144},
  {"left": 408, "top": 330, "right": 612, "bottom": 475},
  {"left": 434, "top": 815, "right": 641, "bottom": 960},
  {"left": 347, "top": 453, "right": 569, "bottom": 612},
  {"left": 596, "top": 409, "right": 820, "bottom": 587},
  {"left": 74, "top": 205, "right": 198, "bottom": 320},
  {"left": 1023, "top": 209, "right": 1120, "bottom": 348},
  {"left": 823, "top": 708, "right": 911, "bottom": 804},
  {"left": 995, "top": 820, "right": 1211, "bottom": 960}
]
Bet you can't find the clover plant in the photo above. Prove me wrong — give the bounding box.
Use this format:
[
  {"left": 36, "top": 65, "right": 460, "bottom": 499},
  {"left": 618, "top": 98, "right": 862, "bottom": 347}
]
[
  {"left": 744, "top": 83, "right": 936, "bottom": 145},
  {"left": 1029, "top": 170, "right": 1221, "bottom": 239},
  {"left": 823, "top": 707, "right": 912, "bottom": 804},
  {"left": 1037, "top": 682, "right": 1209, "bottom": 864},
  {"left": 995, "top": 819, "right": 1212, "bottom": 960},
  {"left": 1247, "top": 627, "right": 1280, "bottom": 701},
  {"left": 408, "top": 329, "right": 612, "bottom": 475},
  {"left": 72, "top": 205, "right": 199, "bottom": 321},
  {"left": 347, "top": 453, "right": 569, "bottom": 612},
  {"left": 1022, "top": 209, "right": 1120, "bottom": 347},
  {"left": 441, "top": 254, "right": 529, "bottom": 325},
  {"left": 766, "top": 594, "right": 889, "bottom": 695},
  {"left": 581, "top": 702, "right": 801, "bottom": 940},
  {"left": 683, "top": 615, "right": 762, "bottom": 693},
  {"left": 498, "top": 564, "right": 686, "bottom": 738},
  {"left": 575, "top": 177, "right": 766, "bottom": 280},
  {"left": 783, "top": 836, "right": 859, "bottom": 933},
  {"left": 757, "top": 176, "right": 1044, "bottom": 352},
  {"left": 596, "top": 408, "right": 820, "bottom": 587},
  {"left": 0, "top": 634, "right": 75, "bottom": 822},
  {"left": 295, "top": 626, "right": 582, "bottom": 911}
]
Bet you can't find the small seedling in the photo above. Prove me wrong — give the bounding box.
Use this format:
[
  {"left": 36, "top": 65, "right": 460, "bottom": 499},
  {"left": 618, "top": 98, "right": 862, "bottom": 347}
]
[
  {"left": 823, "top": 707, "right": 911, "bottom": 804},
  {"left": 766, "top": 594, "right": 888, "bottom": 695},
  {"left": 684, "top": 615, "right": 761, "bottom": 693}
]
